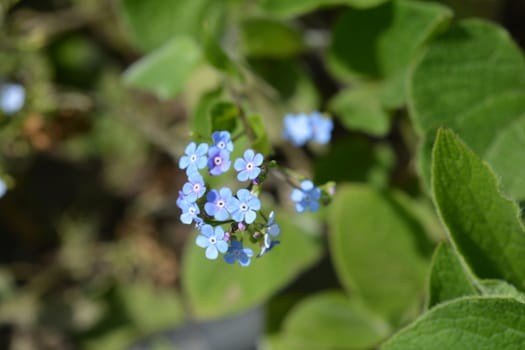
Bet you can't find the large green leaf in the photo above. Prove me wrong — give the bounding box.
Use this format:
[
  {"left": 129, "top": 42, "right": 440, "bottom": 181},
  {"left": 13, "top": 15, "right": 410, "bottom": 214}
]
[
  {"left": 431, "top": 129, "right": 525, "bottom": 291},
  {"left": 427, "top": 242, "right": 477, "bottom": 308},
  {"left": 123, "top": 37, "right": 202, "bottom": 99},
  {"left": 329, "top": 85, "right": 391, "bottom": 136},
  {"left": 329, "top": 184, "right": 431, "bottom": 324},
  {"left": 182, "top": 214, "right": 322, "bottom": 319},
  {"left": 382, "top": 297, "right": 525, "bottom": 350},
  {"left": 119, "top": 0, "right": 215, "bottom": 51},
  {"left": 260, "top": 0, "right": 389, "bottom": 18},
  {"left": 328, "top": 0, "right": 451, "bottom": 81},
  {"left": 282, "top": 291, "right": 391, "bottom": 349},
  {"left": 240, "top": 18, "right": 305, "bottom": 58},
  {"left": 409, "top": 20, "right": 525, "bottom": 198}
]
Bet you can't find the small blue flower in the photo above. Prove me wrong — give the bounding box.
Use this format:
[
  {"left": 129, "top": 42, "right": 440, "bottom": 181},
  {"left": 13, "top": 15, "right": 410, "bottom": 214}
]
[
  {"left": 208, "top": 148, "right": 231, "bottom": 176},
  {"left": 182, "top": 172, "right": 206, "bottom": 202},
  {"left": 234, "top": 149, "right": 264, "bottom": 182},
  {"left": 179, "top": 142, "right": 209, "bottom": 175},
  {"left": 227, "top": 189, "right": 261, "bottom": 224},
  {"left": 290, "top": 180, "right": 321, "bottom": 213},
  {"left": 195, "top": 224, "right": 229, "bottom": 260},
  {"left": 224, "top": 240, "right": 254, "bottom": 267},
  {"left": 266, "top": 211, "right": 281, "bottom": 237},
  {"left": 257, "top": 233, "right": 280, "bottom": 258},
  {"left": 309, "top": 112, "right": 333, "bottom": 144},
  {"left": 283, "top": 113, "right": 313, "bottom": 146},
  {"left": 204, "top": 187, "right": 232, "bottom": 221},
  {"left": 0, "top": 83, "right": 25, "bottom": 115},
  {"left": 0, "top": 178, "right": 6, "bottom": 198},
  {"left": 209, "top": 131, "right": 234, "bottom": 154},
  {"left": 178, "top": 199, "right": 202, "bottom": 225}
]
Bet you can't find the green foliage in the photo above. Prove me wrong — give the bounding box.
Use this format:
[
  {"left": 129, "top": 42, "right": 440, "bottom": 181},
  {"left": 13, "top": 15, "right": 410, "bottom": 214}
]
[
  {"left": 329, "top": 184, "right": 431, "bottom": 324},
  {"left": 383, "top": 297, "right": 525, "bottom": 350},
  {"left": 432, "top": 129, "right": 525, "bottom": 291},
  {"left": 427, "top": 242, "right": 477, "bottom": 308},
  {"left": 409, "top": 20, "right": 525, "bottom": 198},
  {"left": 260, "top": 0, "right": 390, "bottom": 18},
  {"left": 281, "top": 291, "right": 391, "bottom": 349},
  {"left": 123, "top": 37, "right": 202, "bottom": 99},
  {"left": 210, "top": 101, "right": 240, "bottom": 133},
  {"left": 182, "top": 214, "right": 322, "bottom": 319}
]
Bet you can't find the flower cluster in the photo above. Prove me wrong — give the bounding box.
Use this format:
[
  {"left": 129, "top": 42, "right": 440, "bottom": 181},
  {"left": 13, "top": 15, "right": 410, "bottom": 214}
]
[
  {"left": 176, "top": 130, "right": 280, "bottom": 266},
  {"left": 283, "top": 111, "right": 333, "bottom": 147}
]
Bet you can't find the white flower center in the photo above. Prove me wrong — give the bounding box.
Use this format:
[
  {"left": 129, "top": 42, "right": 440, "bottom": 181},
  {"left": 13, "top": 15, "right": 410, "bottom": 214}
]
[
  {"left": 234, "top": 250, "right": 240, "bottom": 256},
  {"left": 209, "top": 236, "right": 217, "bottom": 244},
  {"left": 214, "top": 156, "right": 222, "bottom": 165},
  {"left": 217, "top": 200, "right": 225, "bottom": 208},
  {"left": 218, "top": 141, "right": 225, "bottom": 149},
  {"left": 246, "top": 162, "right": 254, "bottom": 170},
  {"left": 189, "top": 207, "right": 196, "bottom": 214},
  {"left": 240, "top": 203, "right": 248, "bottom": 211},
  {"left": 190, "top": 154, "right": 197, "bottom": 162},
  {"left": 193, "top": 183, "right": 201, "bottom": 192}
]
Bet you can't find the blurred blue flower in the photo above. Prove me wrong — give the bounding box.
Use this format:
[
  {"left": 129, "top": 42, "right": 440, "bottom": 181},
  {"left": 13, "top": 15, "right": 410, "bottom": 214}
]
[
  {"left": 178, "top": 199, "right": 202, "bottom": 225},
  {"left": 0, "top": 179, "right": 6, "bottom": 198},
  {"left": 290, "top": 180, "right": 321, "bottom": 213},
  {"left": 234, "top": 149, "right": 264, "bottom": 182},
  {"left": 204, "top": 187, "right": 233, "bottom": 221},
  {"left": 224, "top": 240, "right": 253, "bottom": 267},
  {"left": 182, "top": 172, "right": 206, "bottom": 202},
  {"left": 179, "top": 142, "right": 209, "bottom": 175},
  {"left": 282, "top": 113, "right": 312, "bottom": 146},
  {"left": 257, "top": 233, "right": 280, "bottom": 258},
  {"left": 0, "top": 83, "right": 25, "bottom": 115},
  {"left": 209, "top": 131, "right": 234, "bottom": 154},
  {"left": 227, "top": 189, "right": 260, "bottom": 224},
  {"left": 196, "top": 224, "right": 229, "bottom": 260},
  {"left": 208, "top": 148, "right": 231, "bottom": 176},
  {"left": 309, "top": 112, "right": 333, "bottom": 144},
  {"left": 266, "top": 211, "right": 281, "bottom": 237}
]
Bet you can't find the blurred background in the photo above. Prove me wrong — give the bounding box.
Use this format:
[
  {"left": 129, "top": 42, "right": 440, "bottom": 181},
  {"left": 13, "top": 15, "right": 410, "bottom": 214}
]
[{"left": 0, "top": 0, "right": 524, "bottom": 349}]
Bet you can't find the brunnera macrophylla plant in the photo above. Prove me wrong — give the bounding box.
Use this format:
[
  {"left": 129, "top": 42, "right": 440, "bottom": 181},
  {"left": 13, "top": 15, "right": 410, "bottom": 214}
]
[{"left": 176, "top": 111, "right": 334, "bottom": 267}]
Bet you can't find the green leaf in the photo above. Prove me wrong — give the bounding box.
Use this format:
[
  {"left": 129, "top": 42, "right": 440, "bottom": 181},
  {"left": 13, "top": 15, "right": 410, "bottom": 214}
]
[
  {"left": 123, "top": 37, "right": 202, "bottom": 99},
  {"left": 328, "top": 0, "right": 452, "bottom": 80},
  {"left": 247, "top": 114, "right": 271, "bottom": 155},
  {"left": 409, "top": 19, "right": 525, "bottom": 198},
  {"left": 479, "top": 280, "right": 525, "bottom": 303},
  {"left": 383, "top": 297, "right": 525, "bottom": 350},
  {"left": 240, "top": 18, "right": 305, "bottom": 58},
  {"left": 329, "top": 86, "right": 391, "bottom": 136},
  {"left": 119, "top": 0, "right": 214, "bottom": 51},
  {"left": 210, "top": 102, "right": 240, "bottom": 133},
  {"left": 427, "top": 242, "right": 478, "bottom": 308},
  {"left": 191, "top": 87, "right": 223, "bottom": 137},
  {"left": 182, "top": 214, "right": 322, "bottom": 319},
  {"left": 260, "top": 0, "right": 389, "bottom": 18},
  {"left": 118, "top": 283, "right": 185, "bottom": 333},
  {"left": 431, "top": 129, "right": 525, "bottom": 291},
  {"left": 203, "top": 34, "right": 243, "bottom": 80},
  {"left": 329, "top": 184, "right": 431, "bottom": 324},
  {"left": 282, "top": 291, "right": 391, "bottom": 349}
]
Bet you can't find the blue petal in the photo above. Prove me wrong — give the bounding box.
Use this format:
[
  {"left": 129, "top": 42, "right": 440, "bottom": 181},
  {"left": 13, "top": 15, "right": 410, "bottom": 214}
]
[
  {"left": 244, "top": 149, "right": 254, "bottom": 161},
  {"left": 200, "top": 224, "right": 214, "bottom": 237},
  {"left": 237, "top": 170, "right": 249, "bottom": 182},
  {"left": 253, "top": 153, "right": 264, "bottom": 166},
  {"left": 205, "top": 246, "right": 219, "bottom": 259},
  {"left": 216, "top": 240, "right": 229, "bottom": 254},
  {"left": 290, "top": 188, "right": 304, "bottom": 202},
  {"left": 295, "top": 203, "right": 305, "bottom": 213},
  {"left": 214, "top": 209, "right": 229, "bottom": 221},
  {"left": 244, "top": 210, "right": 256, "bottom": 224},
  {"left": 204, "top": 202, "right": 216, "bottom": 216},
  {"left": 224, "top": 253, "right": 236, "bottom": 264},
  {"left": 196, "top": 235, "right": 209, "bottom": 248},
  {"left": 301, "top": 180, "right": 314, "bottom": 191},
  {"left": 234, "top": 158, "right": 245, "bottom": 171},
  {"left": 178, "top": 156, "right": 190, "bottom": 169},
  {"left": 196, "top": 143, "right": 209, "bottom": 155},
  {"left": 184, "top": 142, "right": 196, "bottom": 155}
]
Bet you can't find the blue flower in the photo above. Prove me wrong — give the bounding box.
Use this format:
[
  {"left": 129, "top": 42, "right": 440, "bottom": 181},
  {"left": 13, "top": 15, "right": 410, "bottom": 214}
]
[
  {"left": 309, "top": 112, "right": 333, "bottom": 144},
  {"left": 179, "top": 142, "right": 209, "bottom": 175},
  {"left": 290, "top": 180, "right": 321, "bottom": 213},
  {"left": 209, "top": 131, "right": 234, "bottom": 154},
  {"left": 257, "top": 233, "right": 280, "bottom": 258},
  {"left": 224, "top": 240, "right": 253, "bottom": 267},
  {"left": 204, "top": 187, "right": 232, "bottom": 221},
  {"left": 178, "top": 199, "right": 202, "bottom": 225},
  {"left": 182, "top": 172, "right": 206, "bottom": 202},
  {"left": 266, "top": 211, "right": 281, "bottom": 237},
  {"left": 227, "top": 189, "right": 261, "bottom": 224},
  {"left": 195, "top": 224, "right": 229, "bottom": 260},
  {"left": 234, "top": 149, "right": 264, "bottom": 182},
  {"left": 0, "top": 178, "right": 6, "bottom": 198},
  {"left": 0, "top": 83, "right": 25, "bottom": 115},
  {"left": 208, "top": 148, "right": 231, "bottom": 176},
  {"left": 282, "top": 113, "right": 313, "bottom": 146}
]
